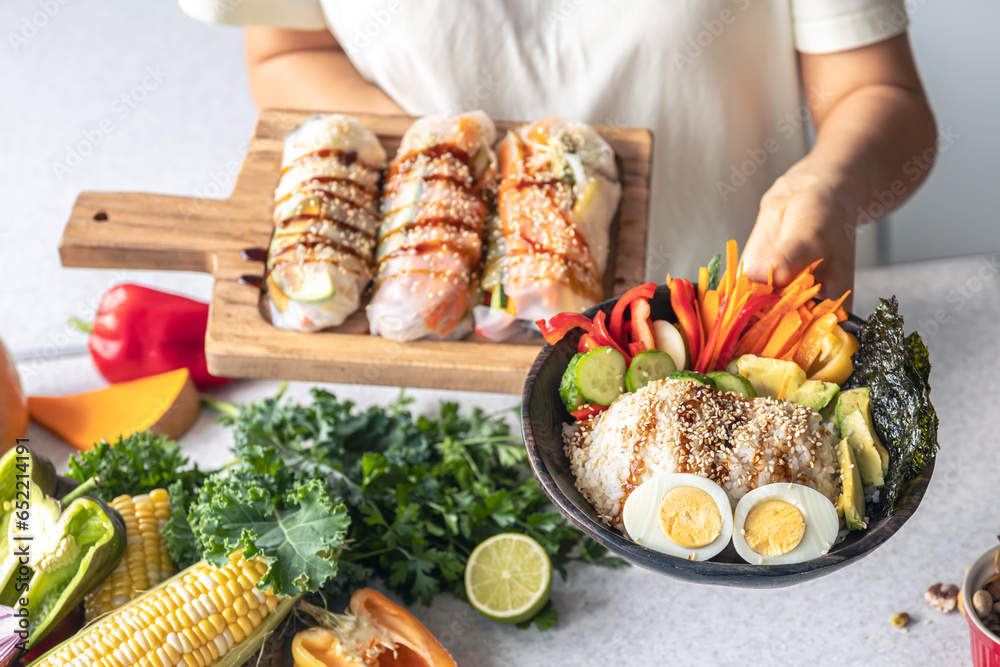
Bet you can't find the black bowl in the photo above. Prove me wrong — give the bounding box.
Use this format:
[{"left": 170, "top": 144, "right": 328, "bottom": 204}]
[{"left": 522, "top": 284, "right": 935, "bottom": 588}]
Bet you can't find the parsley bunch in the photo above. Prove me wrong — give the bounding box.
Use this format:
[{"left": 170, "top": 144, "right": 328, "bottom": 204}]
[{"left": 220, "top": 389, "right": 624, "bottom": 629}]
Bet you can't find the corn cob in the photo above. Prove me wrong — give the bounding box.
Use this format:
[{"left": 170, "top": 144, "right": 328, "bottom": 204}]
[
  {"left": 84, "top": 489, "right": 174, "bottom": 622},
  {"left": 34, "top": 553, "right": 288, "bottom": 667}
]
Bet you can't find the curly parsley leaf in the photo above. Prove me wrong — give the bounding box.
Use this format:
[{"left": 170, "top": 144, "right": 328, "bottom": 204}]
[{"left": 67, "top": 432, "right": 207, "bottom": 503}]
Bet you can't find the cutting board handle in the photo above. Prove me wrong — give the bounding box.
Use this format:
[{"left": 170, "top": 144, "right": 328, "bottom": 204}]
[{"left": 59, "top": 191, "right": 254, "bottom": 275}]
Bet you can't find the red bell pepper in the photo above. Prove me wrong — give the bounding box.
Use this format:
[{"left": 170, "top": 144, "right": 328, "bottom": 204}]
[
  {"left": 577, "top": 333, "right": 602, "bottom": 354},
  {"left": 669, "top": 278, "right": 702, "bottom": 367},
  {"left": 629, "top": 299, "right": 656, "bottom": 354},
  {"left": 714, "top": 294, "right": 781, "bottom": 371},
  {"left": 570, "top": 404, "right": 609, "bottom": 420},
  {"left": 69, "top": 284, "right": 230, "bottom": 389},
  {"left": 591, "top": 310, "right": 630, "bottom": 361},
  {"left": 608, "top": 282, "right": 656, "bottom": 347},
  {"left": 536, "top": 313, "right": 594, "bottom": 345}
]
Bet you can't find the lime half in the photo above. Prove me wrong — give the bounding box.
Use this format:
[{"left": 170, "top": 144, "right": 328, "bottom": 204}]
[{"left": 465, "top": 533, "right": 552, "bottom": 624}]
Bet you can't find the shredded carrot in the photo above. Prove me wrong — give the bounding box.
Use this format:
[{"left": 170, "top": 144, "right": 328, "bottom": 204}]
[
  {"left": 760, "top": 310, "right": 802, "bottom": 358},
  {"left": 767, "top": 265, "right": 774, "bottom": 288},
  {"left": 776, "top": 375, "right": 793, "bottom": 401},
  {"left": 778, "top": 259, "right": 823, "bottom": 296},
  {"left": 810, "top": 290, "right": 851, "bottom": 322},
  {"left": 724, "top": 239, "right": 738, "bottom": 295},
  {"left": 698, "top": 267, "right": 709, "bottom": 303},
  {"left": 701, "top": 291, "right": 720, "bottom": 335}
]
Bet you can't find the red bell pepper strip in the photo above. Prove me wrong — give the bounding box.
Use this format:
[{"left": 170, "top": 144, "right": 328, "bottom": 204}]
[
  {"left": 578, "top": 333, "right": 602, "bottom": 354},
  {"left": 69, "top": 283, "right": 230, "bottom": 389},
  {"left": 591, "top": 310, "right": 630, "bottom": 361},
  {"left": 608, "top": 282, "right": 656, "bottom": 347},
  {"left": 695, "top": 294, "right": 729, "bottom": 373},
  {"left": 629, "top": 299, "right": 656, "bottom": 354},
  {"left": 536, "top": 312, "right": 594, "bottom": 345},
  {"left": 669, "top": 278, "right": 702, "bottom": 366},
  {"left": 571, "top": 404, "right": 609, "bottom": 420},
  {"left": 714, "top": 294, "right": 781, "bottom": 371}
]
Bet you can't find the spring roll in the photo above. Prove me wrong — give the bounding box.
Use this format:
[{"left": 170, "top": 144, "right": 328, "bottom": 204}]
[
  {"left": 267, "top": 114, "right": 387, "bottom": 332},
  {"left": 367, "top": 111, "right": 497, "bottom": 342},
  {"left": 473, "top": 117, "right": 621, "bottom": 341}
]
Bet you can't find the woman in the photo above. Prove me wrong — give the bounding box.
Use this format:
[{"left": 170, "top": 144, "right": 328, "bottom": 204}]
[{"left": 181, "top": 0, "right": 936, "bottom": 304}]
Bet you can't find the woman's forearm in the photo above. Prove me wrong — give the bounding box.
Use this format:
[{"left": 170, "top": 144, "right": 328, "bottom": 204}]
[
  {"left": 795, "top": 35, "right": 938, "bottom": 230},
  {"left": 793, "top": 85, "right": 937, "bottom": 228},
  {"left": 245, "top": 27, "right": 405, "bottom": 114}
]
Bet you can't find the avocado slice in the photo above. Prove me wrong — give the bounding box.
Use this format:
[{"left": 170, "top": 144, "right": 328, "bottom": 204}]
[
  {"left": 836, "top": 438, "right": 866, "bottom": 531},
  {"left": 840, "top": 411, "right": 886, "bottom": 487},
  {"left": 726, "top": 355, "right": 839, "bottom": 410},
  {"left": 835, "top": 388, "right": 889, "bottom": 478}
]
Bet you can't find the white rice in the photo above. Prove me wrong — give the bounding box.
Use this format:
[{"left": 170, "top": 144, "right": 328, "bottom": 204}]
[{"left": 563, "top": 379, "right": 839, "bottom": 529}]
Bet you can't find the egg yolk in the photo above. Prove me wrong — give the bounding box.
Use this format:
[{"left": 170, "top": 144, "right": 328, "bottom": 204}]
[
  {"left": 744, "top": 500, "right": 806, "bottom": 557},
  {"left": 657, "top": 486, "right": 722, "bottom": 549}
]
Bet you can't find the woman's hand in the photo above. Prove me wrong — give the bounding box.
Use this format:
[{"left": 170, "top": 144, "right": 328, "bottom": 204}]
[
  {"left": 742, "top": 167, "right": 856, "bottom": 305},
  {"left": 743, "top": 33, "right": 937, "bottom": 309}
]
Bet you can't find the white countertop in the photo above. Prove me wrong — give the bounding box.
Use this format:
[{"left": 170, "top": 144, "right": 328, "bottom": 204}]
[
  {"left": 15, "top": 253, "right": 998, "bottom": 666},
  {"left": 3, "top": 1, "right": 998, "bottom": 663}
]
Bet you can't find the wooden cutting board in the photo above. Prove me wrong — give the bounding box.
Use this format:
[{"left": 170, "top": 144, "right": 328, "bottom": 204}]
[{"left": 59, "top": 110, "right": 652, "bottom": 394}]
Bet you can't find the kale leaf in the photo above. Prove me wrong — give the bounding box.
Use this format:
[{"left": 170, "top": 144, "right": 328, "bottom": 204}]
[{"left": 845, "top": 296, "right": 939, "bottom": 517}]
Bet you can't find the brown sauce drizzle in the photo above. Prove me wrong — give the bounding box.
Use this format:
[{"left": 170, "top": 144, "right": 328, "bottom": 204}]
[
  {"left": 277, "top": 213, "right": 375, "bottom": 241},
  {"left": 378, "top": 216, "right": 480, "bottom": 243},
  {"left": 277, "top": 232, "right": 365, "bottom": 261},
  {"left": 282, "top": 148, "right": 361, "bottom": 174},
  {"left": 238, "top": 275, "right": 263, "bottom": 288},
  {"left": 240, "top": 247, "right": 267, "bottom": 262}
]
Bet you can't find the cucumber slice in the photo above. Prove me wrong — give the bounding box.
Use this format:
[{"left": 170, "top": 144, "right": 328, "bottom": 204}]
[
  {"left": 625, "top": 350, "right": 677, "bottom": 392},
  {"left": 559, "top": 353, "right": 586, "bottom": 413},
  {"left": 667, "top": 370, "right": 717, "bottom": 389},
  {"left": 706, "top": 371, "right": 757, "bottom": 398},
  {"left": 276, "top": 264, "right": 335, "bottom": 302},
  {"left": 576, "top": 347, "right": 627, "bottom": 406}
]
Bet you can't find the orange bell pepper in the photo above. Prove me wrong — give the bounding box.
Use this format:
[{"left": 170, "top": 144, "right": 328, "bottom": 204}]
[
  {"left": 791, "top": 313, "right": 839, "bottom": 370},
  {"left": 292, "top": 590, "right": 457, "bottom": 667}
]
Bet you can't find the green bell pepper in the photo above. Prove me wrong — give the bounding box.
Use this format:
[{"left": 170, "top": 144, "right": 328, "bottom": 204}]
[{"left": 0, "top": 448, "right": 125, "bottom": 651}]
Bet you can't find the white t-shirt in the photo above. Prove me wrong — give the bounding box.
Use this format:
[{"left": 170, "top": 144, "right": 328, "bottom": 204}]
[{"left": 181, "top": 0, "right": 908, "bottom": 281}]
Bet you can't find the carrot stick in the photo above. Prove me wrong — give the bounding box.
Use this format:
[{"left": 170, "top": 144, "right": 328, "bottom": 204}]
[
  {"left": 761, "top": 310, "right": 803, "bottom": 358},
  {"left": 736, "top": 284, "right": 821, "bottom": 358},
  {"left": 810, "top": 290, "right": 851, "bottom": 322},
  {"left": 776, "top": 375, "right": 793, "bottom": 401},
  {"left": 698, "top": 267, "right": 709, "bottom": 303}
]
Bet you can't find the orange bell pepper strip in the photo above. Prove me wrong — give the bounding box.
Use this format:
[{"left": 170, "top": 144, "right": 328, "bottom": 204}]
[
  {"left": 791, "top": 312, "right": 839, "bottom": 370},
  {"left": 776, "top": 306, "right": 816, "bottom": 360},
  {"left": 760, "top": 309, "right": 803, "bottom": 358},
  {"left": 698, "top": 266, "right": 709, "bottom": 303}
]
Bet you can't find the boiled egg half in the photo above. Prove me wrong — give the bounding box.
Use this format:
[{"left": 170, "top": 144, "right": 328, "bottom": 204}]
[
  {"left": 732, "top": 483, "right": 839, "bottom": 565},
  {"left": 622, "top": 473, "right": 733, "bottom": 561}
]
